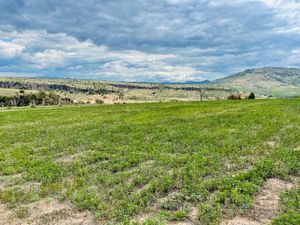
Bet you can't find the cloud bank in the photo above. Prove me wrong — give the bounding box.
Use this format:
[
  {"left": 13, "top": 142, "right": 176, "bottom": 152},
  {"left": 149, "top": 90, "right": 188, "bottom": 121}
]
[{"left": 0, "top": 0, "right": 299, "bottom": 81}]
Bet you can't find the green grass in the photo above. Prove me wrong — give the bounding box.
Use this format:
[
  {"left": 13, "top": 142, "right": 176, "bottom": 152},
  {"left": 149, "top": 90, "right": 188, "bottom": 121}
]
[
  {"left": 272, "top": 183, "right": 300, "bottom": 225},
  {"left": 0, "top": 99, "right": 300, "bottom": 224}
]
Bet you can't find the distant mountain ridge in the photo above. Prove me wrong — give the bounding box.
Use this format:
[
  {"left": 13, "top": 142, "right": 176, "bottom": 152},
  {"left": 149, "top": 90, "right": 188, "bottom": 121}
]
[
  {"left": 162, "top": 80, "right": 210, "bottom": 85},
  {"left": 211, "top": 67, "right": 300, "bottom": 96}
]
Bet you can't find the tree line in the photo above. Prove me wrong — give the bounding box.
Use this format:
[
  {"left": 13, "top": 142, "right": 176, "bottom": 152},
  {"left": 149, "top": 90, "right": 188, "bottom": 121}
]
[
  {"left": 0, "top": 81, "right": 116, "bottom": 95},
  {"left": 0, "top": 91, "right": 73, "bottom": 107}
]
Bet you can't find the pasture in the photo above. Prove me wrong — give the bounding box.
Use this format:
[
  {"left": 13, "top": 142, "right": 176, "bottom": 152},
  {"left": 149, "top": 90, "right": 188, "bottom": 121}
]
[{"left": 0, "top": 99, "right": 299, "bottom": 224}]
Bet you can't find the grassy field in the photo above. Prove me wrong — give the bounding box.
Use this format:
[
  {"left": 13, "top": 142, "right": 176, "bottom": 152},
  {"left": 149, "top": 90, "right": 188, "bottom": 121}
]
[
  {"left": 0, "top": 88, "right": 38, "bottom": 97},
  {"left": 0, "top": 99, "right": 299, "bottom": 224}
]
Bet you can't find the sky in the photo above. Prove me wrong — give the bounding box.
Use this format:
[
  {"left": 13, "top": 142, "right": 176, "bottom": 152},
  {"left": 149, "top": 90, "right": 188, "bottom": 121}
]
[{"left": 0, "top": 0, "right": 300, "bottom": 82}]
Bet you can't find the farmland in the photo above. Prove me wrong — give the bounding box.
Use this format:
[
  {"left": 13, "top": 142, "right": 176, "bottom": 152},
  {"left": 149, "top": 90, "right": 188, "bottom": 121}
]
[{"left": 0, "top": 99, "right": 300, "bottom": 224}]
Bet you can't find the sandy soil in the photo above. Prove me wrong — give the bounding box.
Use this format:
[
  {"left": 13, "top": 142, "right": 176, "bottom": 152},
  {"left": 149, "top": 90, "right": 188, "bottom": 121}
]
[{"left": 221, "top": 178, "right": 298, "bottom": 225}]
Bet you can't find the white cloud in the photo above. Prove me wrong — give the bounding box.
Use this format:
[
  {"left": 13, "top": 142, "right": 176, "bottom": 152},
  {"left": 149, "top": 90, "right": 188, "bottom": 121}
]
[
  {"left": 261, "top": 0, "right": 300, "bottom": 8},
  {"left": 165, "top": 0, "right": 196, "bottom": 5},
  {"left": 0, "top": 30, "right": 203, "bottom": 81},
  {"left": 260, "top": 0, "right": 300, "bottom": 35},
  {"left": 0, "top": 39, "right": 24, "bottom": 58},
  {"left": 98, "top": 60, "right": 199, "bottom": 82},
  {"left": 285, "top": 49, "right": 300, "bottom": 66},
  {"left": 0, "top": 0, "right": 299, "bottom": 81}
]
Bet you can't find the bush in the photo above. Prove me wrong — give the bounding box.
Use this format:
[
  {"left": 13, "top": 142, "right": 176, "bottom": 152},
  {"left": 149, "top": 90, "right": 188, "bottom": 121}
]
[
  {"left": 95, "top": 99, "right": 104, "bottom": 104},
  {"left": 198, "top": 202, "right": 221, "bottom": 225},
  {"left": 248, "top": 92, "right": 255, "bottom": 99},
  {"left": 227, "top": 94, "right": 241, "bottom": 100},
  {"left": 0, "top": 91, "right": 68, "bottom": 107}
]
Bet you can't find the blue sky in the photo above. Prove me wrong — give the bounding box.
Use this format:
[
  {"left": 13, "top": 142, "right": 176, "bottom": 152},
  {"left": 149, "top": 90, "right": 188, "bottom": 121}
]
[{"left": 0, "top": 0, "right": 299, "bottom": 82}]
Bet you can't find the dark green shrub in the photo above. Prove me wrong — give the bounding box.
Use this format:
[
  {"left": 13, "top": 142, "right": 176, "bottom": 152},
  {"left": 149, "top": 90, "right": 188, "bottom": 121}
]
[
  {"left": 95, "top": 99, "right": 104, "bottom": 104},
  {"left": 248, "top": 92, "right": 255, "bottom": 99}
]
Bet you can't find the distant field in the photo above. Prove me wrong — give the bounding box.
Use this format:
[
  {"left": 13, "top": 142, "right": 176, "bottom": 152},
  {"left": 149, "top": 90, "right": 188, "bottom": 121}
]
[
  {"left": 0, "top": 88, "right": 37, "bottom": 97},
  {"left": 0, "top": 100, "right": 299, "bottom": 224}
]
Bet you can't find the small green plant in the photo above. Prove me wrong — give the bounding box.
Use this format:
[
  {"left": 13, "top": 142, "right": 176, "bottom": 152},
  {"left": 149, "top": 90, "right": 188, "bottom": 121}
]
[
  {"left": 159, "top": 209, "right": 188, "bottom": 221},
  {"left": 198, "top": 202, "right": 221, "bottom": 225},
  {"left": 13, "top": 206, "right": 29, "bottom": 219},
  {"left": 272, "top": 185, "right": 300, "bottom": 224},
  {"left": 142, "top": 217, "right": 164, "bottom": 225}
]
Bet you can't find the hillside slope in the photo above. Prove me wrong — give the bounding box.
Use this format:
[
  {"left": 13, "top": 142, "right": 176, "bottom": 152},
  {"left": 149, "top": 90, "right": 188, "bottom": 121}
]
[{"left": 211, "top": 67, "right": 300, "bottom": 97}]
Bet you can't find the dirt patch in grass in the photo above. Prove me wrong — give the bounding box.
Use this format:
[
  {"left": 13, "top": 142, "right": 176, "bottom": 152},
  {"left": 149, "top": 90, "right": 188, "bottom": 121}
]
[
  {"left": 265, "top": 141, "right": 277, "bottom": 149},
  {"left": 131, "top": 192, "right": 198, "bottom": 224},
  {"left": 221, "top": 177, "right": 298, "bottom": 225},
  {"left": 55, "top": 152, "right": 84, "bottom": 164},
  {"left": 0, "top": 174, "right": 23, "bottom": 190},
  {"left": 0, "top": 198, "right": 96, "bottom": 225},
  {"left": 166, "top": 222, "right": 193, "bottom": 225}
]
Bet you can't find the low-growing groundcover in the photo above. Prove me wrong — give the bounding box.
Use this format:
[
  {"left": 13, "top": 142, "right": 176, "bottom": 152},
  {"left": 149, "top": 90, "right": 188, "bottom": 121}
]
[{"left": 0, "top": 99, "right": 299, "bottom": 224}]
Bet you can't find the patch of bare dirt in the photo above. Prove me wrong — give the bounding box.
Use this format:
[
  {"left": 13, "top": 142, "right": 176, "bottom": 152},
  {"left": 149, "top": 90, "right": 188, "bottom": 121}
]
[
  {"left": 189, "top": 206, "right": 198, "bottom": 220},
  {"left": 166, "top": 222, "right": 193, "bottom": 225},
  {"left": 1, "top": 173, "right": 97, "bottom": 224},
  {"left": 0, "top": 198, "right": 97, "bottom": 225},
  {"left": 132, "top": 212, "right": 155, "bottom": 224},
  {"left": 55, "top": 152, "right": 84, "bottom": 164},
  {"left": 0, "top": 203, "right": 12, "bottom": 224},
  {"left": 222, "top": 217, "right": 260, "bottom": 225},
  {"left": 0, "top": 174, "right": 23, "bottom": 190},
  {"left": 265, "top": 141, "right": 277, "bottom": 149},
  {"left": 132, "top": 192, "right": 198, "bottom": 225},
  {"left": 221, "top": 178, "right": 298, "bottom": 225}
]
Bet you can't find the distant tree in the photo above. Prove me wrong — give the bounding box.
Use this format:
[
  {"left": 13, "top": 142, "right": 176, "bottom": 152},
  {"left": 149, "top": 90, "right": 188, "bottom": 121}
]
[
  {"left": 10, "top": 97, "right": 17, "bottom": 106},
  {"left": 30, "top": 99, "right": 36, "bottom": 108},
  {"left": 19, "top": 89, "right": 25, "bottom": 94},
  {"left": 38, "top": 91, "right": 47, "bottom": 99},
  {"left": 58, "top": 97, "right": 62, "bottom": 107},
  {"left": 248, "top": 92, "right": 255, "bottom": 99},
  {"left": 118, "top": 91, "right": 124, "bottom": 100},
  {"left": 198, "top": 88, "right": 206, "bottom": 101}
]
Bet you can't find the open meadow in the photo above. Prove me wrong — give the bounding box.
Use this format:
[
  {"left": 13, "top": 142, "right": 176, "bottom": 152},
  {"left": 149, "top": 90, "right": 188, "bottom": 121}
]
[{"left": 0, "top": 99, "right": 300, "bottom": 225}]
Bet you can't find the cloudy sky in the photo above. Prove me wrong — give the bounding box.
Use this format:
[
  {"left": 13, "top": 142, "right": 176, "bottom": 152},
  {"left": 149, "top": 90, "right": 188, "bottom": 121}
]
[{"left": 0, "top": 0, "right": 299, "bottom": 82}]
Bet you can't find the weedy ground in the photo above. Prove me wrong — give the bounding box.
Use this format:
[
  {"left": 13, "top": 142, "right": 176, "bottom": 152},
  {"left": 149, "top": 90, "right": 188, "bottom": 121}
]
[{"left": 0, "top": 99, "right": 299, "bottom": 225}]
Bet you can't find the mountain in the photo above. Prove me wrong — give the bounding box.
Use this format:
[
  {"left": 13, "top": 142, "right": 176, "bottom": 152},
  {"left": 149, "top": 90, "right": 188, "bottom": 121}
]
[
  {"left": 162, "top": 80, "right": 210, "bottom": 85},
  {"left": 185, "top": 80, "right": 210, "bottom": 84},
  {"left": 211, "top": 67, "right": 300, "bottom": 97}
]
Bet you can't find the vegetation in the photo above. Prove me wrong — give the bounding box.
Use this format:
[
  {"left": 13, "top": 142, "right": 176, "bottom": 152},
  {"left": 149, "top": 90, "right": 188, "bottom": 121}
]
[
  {"left": 211, "top": 67, "right": 300, "bottom": 97},
  {"left": 272, "top": 185, "right": 300, "bottom": 225},
  {"left": 248, "top": 92, "right": 255, "bottom": 99},
  {"left": 0, "top": 77, "right": 238, "bottom": 104},
  {"left": 0, "top": 91, "right": 73, "bottom": 107},
  {"left": 0, "top": 99, "right": 299, "bottom": 224},
  {"left": 227, "top": 93, "right": 242, "bottom": 100}
]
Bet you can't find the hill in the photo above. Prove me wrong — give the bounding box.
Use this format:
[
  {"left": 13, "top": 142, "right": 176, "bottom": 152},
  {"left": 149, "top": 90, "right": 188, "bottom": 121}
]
[
  {"left": 0, "top": 77, "right": 233, "bottom": 106},
  {"left": 211, "top": 67, "right": 300, "bottom": 97},
  {"left": 161, "top": 80, "right": 211, "bottom": 85}
]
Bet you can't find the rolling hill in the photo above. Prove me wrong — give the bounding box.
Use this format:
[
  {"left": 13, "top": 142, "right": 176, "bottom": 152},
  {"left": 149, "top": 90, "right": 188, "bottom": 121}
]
[{"left": 211, "top": 67, "right": 300, "bottom": 97}]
